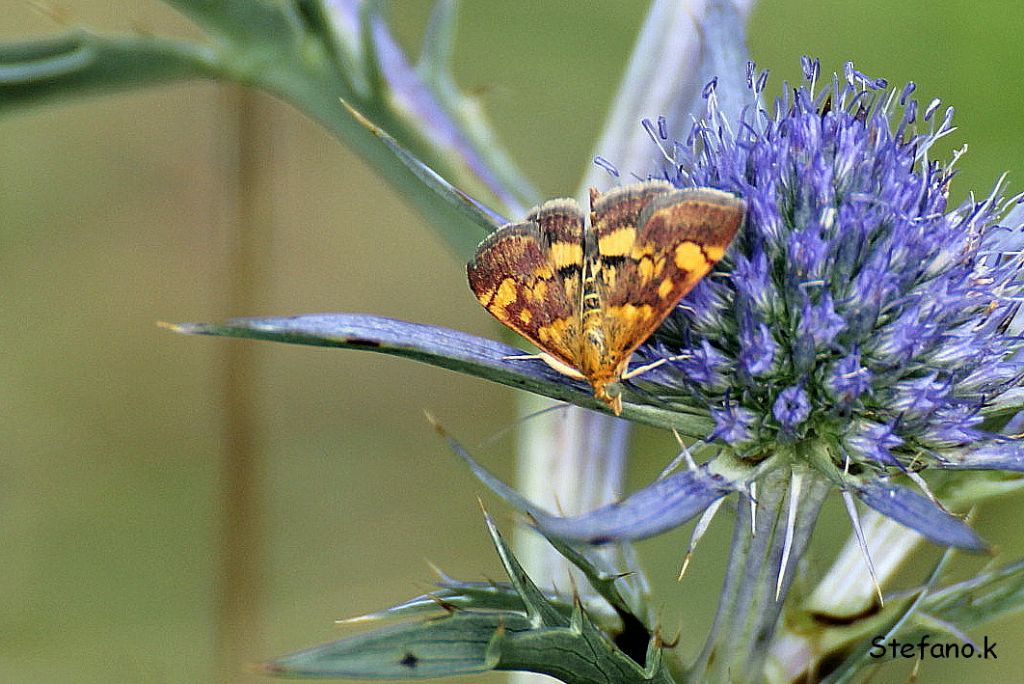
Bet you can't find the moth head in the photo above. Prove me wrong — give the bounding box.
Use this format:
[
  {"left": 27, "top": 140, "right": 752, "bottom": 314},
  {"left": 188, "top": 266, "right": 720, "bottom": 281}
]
[{"left": 592, "top": 379, "right": 624, "bottom": 416}]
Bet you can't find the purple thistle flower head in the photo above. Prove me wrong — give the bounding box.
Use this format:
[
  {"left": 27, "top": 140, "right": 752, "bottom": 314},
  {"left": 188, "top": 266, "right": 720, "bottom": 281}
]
[
  {"left": 631, "top": 60, "right": 1024, "bottom": 482},
  {"left": 773, "top": 384, "right": 811, "bottom": 432}
]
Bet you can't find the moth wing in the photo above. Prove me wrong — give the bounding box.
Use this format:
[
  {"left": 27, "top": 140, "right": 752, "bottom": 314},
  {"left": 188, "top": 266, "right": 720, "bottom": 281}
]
[
  {"left": 596, "top": 185, "right": 746, "bottom": 360},
  {"left": 467, "top": 199, "right": 585, "bottom": 367}
]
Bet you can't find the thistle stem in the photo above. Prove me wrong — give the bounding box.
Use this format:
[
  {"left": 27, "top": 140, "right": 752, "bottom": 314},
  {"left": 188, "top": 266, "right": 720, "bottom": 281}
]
[
  {"left": 514, "top": 399, "right": 629, "bottom": 590},
  {"left": 689, "top": 464, "right": 830, "bottom": 683},
  {"left": 511, "top": 401, "right": 628, "bottom": 684}
]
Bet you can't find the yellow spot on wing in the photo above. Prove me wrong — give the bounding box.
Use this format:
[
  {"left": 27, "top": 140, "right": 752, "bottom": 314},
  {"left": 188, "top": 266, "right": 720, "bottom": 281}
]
[
  {"left": 674, "top": 241, "right": 709, "bottom": 272},
  {"left": 658, "top": 279, "right": 674, "bottom": 299},
  {"left": 638, "top": 257, "right": 654, "bottom": 282},
  {"left": 519, "top": 309, "right": 532, "bottom": 324},
  {"left": 704, "top": 245, "right": 725, "bottom": 261},
  {"left": 610, "top": 303, "right": 653, "bottom": 323},
  {"left": 538, "top": 317, "right": 572, "bottom": 344},
  {"left": 531, "top": 280, "right": 548, "bottom": 301},
  {"left": 532, "top": 265, "right": 554, "bottom": 279},
  {"left": 494, "top": 278, "right": 518, "bottom": 309},
  {"left": 549, "top": 242, "right": 583, "bottom": 268},
  {"left": 630, "top": 242, "right": 655, "bottom": 260},
  {"left": 598, "top": 227, "right": 636, "bottom": 256}
]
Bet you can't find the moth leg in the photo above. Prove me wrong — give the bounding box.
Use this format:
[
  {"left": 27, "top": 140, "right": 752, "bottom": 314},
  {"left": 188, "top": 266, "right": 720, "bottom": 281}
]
[
  {"left": 620, "top": 353, "right": 690, "bottom": 381},
  {"left": 535, "top": 353, "right": 587, "bottom": 380},
  {"left": 501, "top": 352, "right": 586, "bottom": 380}
]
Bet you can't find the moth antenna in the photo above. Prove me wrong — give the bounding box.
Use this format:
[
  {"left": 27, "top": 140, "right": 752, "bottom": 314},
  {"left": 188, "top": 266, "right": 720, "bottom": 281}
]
[{"left": 475, "top": 402, "right": 571, "bottom": 449}]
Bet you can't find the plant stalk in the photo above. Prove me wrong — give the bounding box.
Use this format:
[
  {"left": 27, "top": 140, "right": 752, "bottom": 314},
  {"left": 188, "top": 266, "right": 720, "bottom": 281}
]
[{"left": 689, "top": 464, "right": 831, "bottom": 683}]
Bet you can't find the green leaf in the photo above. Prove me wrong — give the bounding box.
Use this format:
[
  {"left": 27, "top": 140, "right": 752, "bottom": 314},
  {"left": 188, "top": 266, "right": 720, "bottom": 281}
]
[
  {"left": 266, "top": 611, "right": 524, "bottom": 678},
  {"left": 924, "top": 558, "right": 1024, "bottom": 629},
  {"left": 494, "top": 607, "right": 674, "bottom": 684},
  {"left": 341, "top": 579, "right": 576, "bottom": 626},
  {"left": 0, "top": 30, "right": 217, "bottom": 112},
  {"left": 444, "top": 429, "right": 733, "bottom": 543},
  {"left": 536, "top": 532, "right": 653, "bottom": 628},
  {"left": 819, "top": 547, "right": 956, "bottom": 684},
  {"left": 413, "top": 0, "right": 538, "bottom": 212},
  {"left": 165, "top": 314, "right": 716, "bottom": 435},
  {"left": 481, "top": 508, "right": 569, "bottom": 628},
  {"left": 0, "top": 1, "right": 530, "bottom": 258},
  {"left": 163, "top": 0, "right": 308, "bottom": 47},
  {"left": 340, "top": 99, "right": 502, "bottom": 235},
  {"left": 268, "top": 607, "right": 676, "bottom": 682},
  {"left": 267, "top": 513, "right": 677, "bottom": 683}
]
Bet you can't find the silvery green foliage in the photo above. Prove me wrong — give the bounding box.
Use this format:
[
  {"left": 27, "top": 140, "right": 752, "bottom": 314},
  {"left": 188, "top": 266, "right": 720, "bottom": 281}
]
[
  {"left": 267, "top": 512, "right": 676, "bottom": 683},
  {"left": 6, "top": 1, "right": 1024, "bottom": 683},
  {"left": 172, "top": 62, "right": 1024, "bottom": 681}
]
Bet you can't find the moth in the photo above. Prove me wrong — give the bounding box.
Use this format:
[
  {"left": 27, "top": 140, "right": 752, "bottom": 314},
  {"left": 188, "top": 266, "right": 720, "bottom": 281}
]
[{"left": 467, "top": 180, "right": 745, "bottom": 415}]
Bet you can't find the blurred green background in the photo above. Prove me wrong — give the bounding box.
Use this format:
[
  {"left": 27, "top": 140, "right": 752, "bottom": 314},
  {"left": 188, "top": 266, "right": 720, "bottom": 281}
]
[{"left": 2, "top": 1, "right": 1024, "bottom": 682}]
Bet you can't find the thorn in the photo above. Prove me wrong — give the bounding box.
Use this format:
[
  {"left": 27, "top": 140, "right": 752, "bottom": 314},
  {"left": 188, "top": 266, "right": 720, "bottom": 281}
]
[
  {"left": 906, "top": 470, "right": 948, "bottom": 513},
  {"left": 493, "top": 615, "right": 507, "bottom": 639},
  {"left": 567, "top": 571, "right": 580, "bottom": 601},
  {"left": 676, "top": 553, "right": 693, "bottom": 582},
  {"left": 552, "top": 492, "right": 566, "bottom": 517},
  {"left": 659, "top": 434, "right": 702, "bottom": 479},
  {"left": 155, "top": 320, "right": 183, "bottom": 332},
  {"left": 749, "top": 481, "right": 758, "bottom": 537},
  {"left": 909, "top": 657, "right": 921, "bottom": 682},
  {"left": 339, "top": 98, "right": 382, "bottom": 136},
  {"left": 425, "top": 592, "right": 458, "bottom": 613},
  {"left": 424, "top": 410, "right": 445, "bottom": 437},
  {"left": 425, "top": 559, "right": 451, "bottom": 581},
  {"left": 842, "top": 489, "right": 884, "bottom": 607},
  {"left": 775, "top": 471, "right": 803, "bottom": 601},
  {"left": 256, "top": 661, "right": 284, "bottom": 675},
  {"left": 334, "top": 612, "right": 378, "bottom": 625},
  {"left": 677, "top": 497, "right": 724, "bottom": 581},
  {"left": 651, "top": 629, "right": 664, "bottom": 649},
  {"left": 670, "top": 430, "right": 698, "bottom": 471}
]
